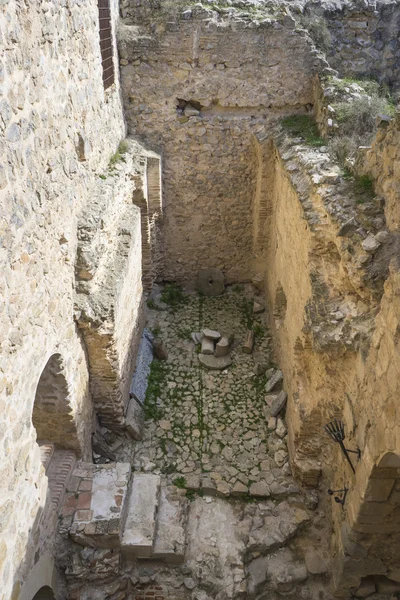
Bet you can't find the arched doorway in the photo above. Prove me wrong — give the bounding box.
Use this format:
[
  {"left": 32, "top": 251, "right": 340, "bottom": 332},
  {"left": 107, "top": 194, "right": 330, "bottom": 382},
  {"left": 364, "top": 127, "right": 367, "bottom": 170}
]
[
  {"left": 335, "top": 452, "right": 400, "bottom": 596},
  {"left": 32, "top": 354, "right": 78, "bottom": 514},
  {"left": 32, "top": 586, "right": 55, "bottom": 600},
  {"left": 32, "top": 353, "right": 79, "bottom": 452}
]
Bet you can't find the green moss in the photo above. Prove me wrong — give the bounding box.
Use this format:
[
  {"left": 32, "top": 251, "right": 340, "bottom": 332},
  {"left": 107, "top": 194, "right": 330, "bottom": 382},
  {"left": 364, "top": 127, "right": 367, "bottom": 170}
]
[{"left": 280, "top": 115, "right": 324, "bottom": 146}]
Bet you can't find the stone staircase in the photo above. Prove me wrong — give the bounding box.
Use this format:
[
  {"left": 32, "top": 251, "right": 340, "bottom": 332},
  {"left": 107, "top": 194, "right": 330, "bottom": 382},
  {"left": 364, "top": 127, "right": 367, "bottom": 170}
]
[{"left": 62, "top": 463, "right": 189, "bottom": 564}]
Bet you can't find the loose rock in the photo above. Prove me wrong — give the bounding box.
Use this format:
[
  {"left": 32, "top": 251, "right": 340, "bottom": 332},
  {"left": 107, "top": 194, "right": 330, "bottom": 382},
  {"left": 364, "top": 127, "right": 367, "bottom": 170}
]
[
  {"left": 201, "top": 337, "right": 214, "bottom": 355},
  {"left": 266, "top": 370, "right": 283, "bottom": 392},
  {"left": 270, "top": 391, "right": 287, "bottom": 417},
  {"left": 215, "top": 337, "right": 229, "bottom": 357},
  {"left": 202, "top": 328, "right": 221, "bottom": 340}
]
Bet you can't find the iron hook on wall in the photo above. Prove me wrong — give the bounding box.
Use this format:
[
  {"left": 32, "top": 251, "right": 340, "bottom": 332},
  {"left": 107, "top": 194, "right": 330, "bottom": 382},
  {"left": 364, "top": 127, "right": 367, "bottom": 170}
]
[
  {"left": 324, "top": 419, "right": 361, "bottom": 474},
  {"left": 327, "top": 487, "right": 348, "bottom": 508}
]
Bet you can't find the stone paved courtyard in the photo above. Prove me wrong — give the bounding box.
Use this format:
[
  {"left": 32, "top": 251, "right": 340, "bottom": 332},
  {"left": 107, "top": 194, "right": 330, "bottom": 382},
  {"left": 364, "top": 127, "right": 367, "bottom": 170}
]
[{"left": 131, "top": 285, "right": 295, "bottom": 499}]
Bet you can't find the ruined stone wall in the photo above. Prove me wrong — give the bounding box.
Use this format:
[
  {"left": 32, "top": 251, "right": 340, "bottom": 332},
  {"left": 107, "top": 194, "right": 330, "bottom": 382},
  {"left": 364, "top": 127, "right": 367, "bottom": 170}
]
[
  {"left": 258, "top": 133, "right": 375, "bottom": 485},
  {"left": 0, "top": 0, "right": 135, "bottom": 597},
  {"left": 303, "top": 0, "right": 400, "bottom": 87},
  {"left": 258, "top": 100, "right": 400, "bottom": 593},
  {"left": 326, "top": 113, "right": 400, "bottom": 596},
  {"left": 118, "top": 5, "right": 326, "bottom": 285}
]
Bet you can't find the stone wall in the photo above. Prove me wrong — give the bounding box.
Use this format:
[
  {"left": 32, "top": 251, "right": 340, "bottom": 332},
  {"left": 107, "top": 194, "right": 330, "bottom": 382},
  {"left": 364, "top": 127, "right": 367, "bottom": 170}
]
[
  {"left": 256, "top": 130, "right": 381, "bottom": 485},
  {"left": 256, "top": 91, "right": 400, "bottom": 592},
  {"left": 0, "top": 0, "right": 145, "bottom": 597},
  {"left": 118, "top": 4, "right": 327, "bottom": 285},
  {"left": 301, "top": 0, "right": 400, "bottom": 87},
  {"left": 75, "top": 139, "right": 162, "bottom": 431}
]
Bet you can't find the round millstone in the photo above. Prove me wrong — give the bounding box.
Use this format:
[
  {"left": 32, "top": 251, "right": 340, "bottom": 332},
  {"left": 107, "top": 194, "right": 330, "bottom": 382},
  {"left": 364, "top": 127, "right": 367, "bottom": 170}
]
[
  {"left": 197, "top": 268, "right": 225, "bottom": 296},
  {"left": 198, "top": 354, "right": 232, "bottom": 370}
]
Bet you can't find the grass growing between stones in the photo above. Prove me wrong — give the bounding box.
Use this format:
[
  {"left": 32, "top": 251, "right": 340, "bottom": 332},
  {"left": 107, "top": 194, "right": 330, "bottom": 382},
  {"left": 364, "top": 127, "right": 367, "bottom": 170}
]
[
  {"left": 280, "top": 115, "right": 325, "bottom": 147},
  {"left": 144, "top": 359, "right": 168, "bottom": 420},
  {"left": 161, "top": 283, "right": 188, "bottom": 309},
  {"left": 133, "top": 288, "right": 289, "bottom": 495},
  {"left": 342, "top": 168, "right": 375, "bottom": 203},
  {"left": 109, "top": 140, "right": 129, "bottom": 169}
]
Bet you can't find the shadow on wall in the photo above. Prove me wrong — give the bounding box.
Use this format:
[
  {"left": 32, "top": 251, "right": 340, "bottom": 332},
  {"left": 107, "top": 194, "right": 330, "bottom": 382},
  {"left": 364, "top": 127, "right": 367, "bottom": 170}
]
[{"left": 32, "top": 353, "right": 80, "bottom": 453}]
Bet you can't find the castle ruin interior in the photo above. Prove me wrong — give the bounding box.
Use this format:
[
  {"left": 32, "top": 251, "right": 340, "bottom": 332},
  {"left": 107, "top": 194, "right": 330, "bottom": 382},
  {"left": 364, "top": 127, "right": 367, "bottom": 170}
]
[{"left": 2, "top": 0, "right": 400, "bottom": 599}]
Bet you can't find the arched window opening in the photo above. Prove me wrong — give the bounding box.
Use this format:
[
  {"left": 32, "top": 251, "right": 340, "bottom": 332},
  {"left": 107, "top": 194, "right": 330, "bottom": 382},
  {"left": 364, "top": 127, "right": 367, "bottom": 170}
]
[{"left": 32, "top": 354, "right": 78, "bottom": 452}]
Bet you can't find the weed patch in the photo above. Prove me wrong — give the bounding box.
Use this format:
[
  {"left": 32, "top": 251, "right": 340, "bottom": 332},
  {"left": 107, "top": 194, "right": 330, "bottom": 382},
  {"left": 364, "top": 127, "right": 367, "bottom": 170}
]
[
  {"left": 144, "top": 360, "right": 168, "bottom": 420},
  {"left": 281, "top": 115, "right": 325, "bottom": 146},
  {"left": 109, "top": 140, "right": 129, "bottom": 169},
  {"left": 161, "top": 283, "right": 188, "bottom": 309},
  {"left": 173, "top": 476, "right": 186, "bottom": 489}
]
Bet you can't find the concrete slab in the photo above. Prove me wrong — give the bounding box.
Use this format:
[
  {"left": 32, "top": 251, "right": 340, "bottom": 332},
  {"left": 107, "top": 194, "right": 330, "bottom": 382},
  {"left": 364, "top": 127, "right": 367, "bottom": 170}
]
[
  {"left": 121, "top": 473, "right": 160, "bottom": 557},
  {"left": 153, "top": 486, "right": 189, "bottom": 564}
]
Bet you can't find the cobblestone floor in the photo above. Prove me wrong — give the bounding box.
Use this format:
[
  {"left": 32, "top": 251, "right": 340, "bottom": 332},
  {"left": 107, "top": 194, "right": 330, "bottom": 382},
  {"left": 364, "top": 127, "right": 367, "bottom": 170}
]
[{"left": 132, "top": 285, "right": 294, "bottom": 498}]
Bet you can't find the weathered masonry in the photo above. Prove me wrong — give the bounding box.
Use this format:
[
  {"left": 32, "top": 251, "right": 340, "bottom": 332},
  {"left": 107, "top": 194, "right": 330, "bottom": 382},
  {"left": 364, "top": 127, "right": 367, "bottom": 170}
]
[{"left": 3, "top": 0, "right": 400, "bottom": 599}]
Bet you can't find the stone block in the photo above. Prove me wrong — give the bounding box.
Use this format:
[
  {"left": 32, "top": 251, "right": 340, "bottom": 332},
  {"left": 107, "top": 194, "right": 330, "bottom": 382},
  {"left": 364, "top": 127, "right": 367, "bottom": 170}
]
[
  {"left": 70, "top": 462, "right": 131, "bottom": 549},
  {"left": 266, "top": 370, "right": 283, "bottom": 393},
  {"left": 125, "top": 397, "right": 145, "bottom": 440},
  {"left": 153, "top": 487, "right": 189, "bottom": 564},
  {"left": 121, "top": 473, "right": 161, "bottom": 557},
  {"left": 214, "top": 337, "right": 229, "bottom": 357},
  {"left": 201, "top": 337, "right": 215, "bottom": 355},
  {"left": 270, "top": 391, "right": 287, "bottom": 417}
]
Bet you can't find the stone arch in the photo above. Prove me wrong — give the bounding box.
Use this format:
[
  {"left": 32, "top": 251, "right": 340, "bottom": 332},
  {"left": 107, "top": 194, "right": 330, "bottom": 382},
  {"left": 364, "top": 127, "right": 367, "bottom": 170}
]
[
  {"left": 32, "top": 587, "right": 56, "bottom": 600},
  {"left": 335, "top": 452, "right": 400, "bottom": 595},
  {"left": 19, "top": 555, "right": 59, "bottom": 600},
  {"left": 32, "top": 353, "right": 79, "bottom": 452}
]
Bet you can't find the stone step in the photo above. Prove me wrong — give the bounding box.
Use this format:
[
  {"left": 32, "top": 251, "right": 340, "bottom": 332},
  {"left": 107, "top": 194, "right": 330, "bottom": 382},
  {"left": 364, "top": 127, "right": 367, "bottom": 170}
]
[
  {"left": 152, "top": 486, "right": 189, "bottom": 564},
  {"left": 121, "top": 473, "right": 161, "bottom": 558},
  {"left": 68, "top": 462, "right": 131, "bottom": 548}
]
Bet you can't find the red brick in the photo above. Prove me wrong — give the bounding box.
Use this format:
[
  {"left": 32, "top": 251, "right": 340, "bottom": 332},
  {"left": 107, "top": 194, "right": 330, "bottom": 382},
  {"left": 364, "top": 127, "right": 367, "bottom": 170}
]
[
  {"left": 76, "top": 491, "right": 92, "bottom": 509},
  {"left": 65, "top": 494, "right": 77, "bottom": 508},
  {"left": 115, "top": 494, "right": 123, "bottom": 507}
]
